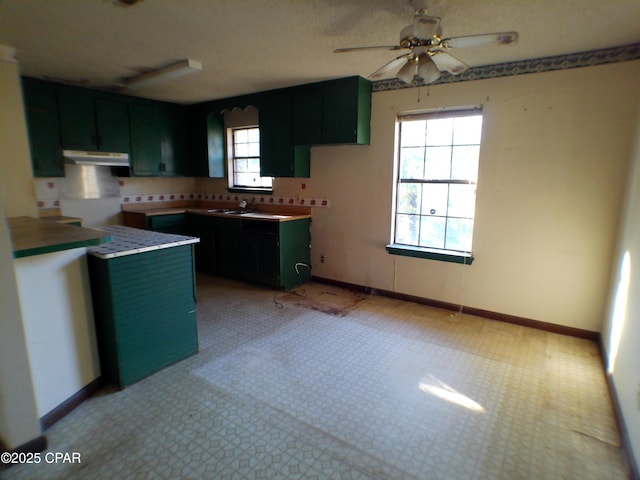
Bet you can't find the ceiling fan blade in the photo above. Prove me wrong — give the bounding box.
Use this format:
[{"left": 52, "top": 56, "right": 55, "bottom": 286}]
[
  {"left": 369, "top": 55, "right": 410, "bottom": 80},
  {"left": 334, "top": 45, "right": 405, "bottom": 53},
  {"left": 442, "top": 32, "right": 519, "bottom": 49},
  {"left": 413, "top": 15, "right": 440, "bottom": 40},
  {"left": 430, "top": 50, "right": 469, "bottom": 75}
]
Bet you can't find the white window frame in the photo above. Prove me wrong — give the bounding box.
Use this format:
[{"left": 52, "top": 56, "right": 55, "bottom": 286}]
[
  {"left": 224, "top": 106, "right": 272, "bottom": 193},
  {"left": 387, "top": 108, "right": 483, "bottom": 265}
]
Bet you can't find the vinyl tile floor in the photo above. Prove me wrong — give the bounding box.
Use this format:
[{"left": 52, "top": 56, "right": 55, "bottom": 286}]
[{"left": 2, "top": 275, "right": 630, "bottom": 479}]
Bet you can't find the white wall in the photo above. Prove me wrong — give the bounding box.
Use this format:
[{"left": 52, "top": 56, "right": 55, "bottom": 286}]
[
  {"left": 307, "top": 60, "right": 640, "bottom": 332},
  {"left": 15, "top": 248, "right": 101, "bottom": 417},
  {"left": 601, "top": 96, "right": 640, "bottom": 474},
  {"left": 0, "top": 206, "right": 41, "bottom": 449}
]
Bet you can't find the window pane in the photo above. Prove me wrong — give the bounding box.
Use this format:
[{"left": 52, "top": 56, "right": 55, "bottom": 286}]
[
  {"left": 247, "top": 142, "right": 259, "bottom": 157},
  {"left": 397, "top": 183, "right": 421, "bottom": 214},
  {"left": 425, "top": 146, "right": 452, "bottom": 179},
  {"left": 234, "top": 129, "right": 248, "bottom": 143},
  {"left": 236, "top": 143, "right": 249, "bottom": 157},
  {"left": 247, "top": 158, "right": 261, "bottom": 173},
  {"left": 451, "top": 146, "right": 479, "bottom": 181},
  {"left": 236, "top": 173, "right": 257, "bottom": 186},
  {"left": 448, "top": 184, "right": 476, "bottom": 218},
  {"left": 419, "top": 216, "right": 445, "bottom": 249},
  {"left": 400, "top": 120, "right": 426, "bottom": 147},
  {"left": 247, "top": 128, "right": 260, "bottom": 142},
  {"left": 426, "top": 118, "right": 453, "bottom": 146},
  {"left": 421, "top": 183, "right": 448, "bottom": 217},
  {"left": 235, "top": 158, "right": 248, "bottom": 173},
  {"left": 399, "top": 147, "right": 424, "bottom": 179},
  {"left": 453, "top": 115, "right": 482, "bottom": 145},
  {"left": 445, "top": 218, "right": 474, "bottom": 251},
  {"left": 395, "top": 214, "right": 419, "bottom": 245}
]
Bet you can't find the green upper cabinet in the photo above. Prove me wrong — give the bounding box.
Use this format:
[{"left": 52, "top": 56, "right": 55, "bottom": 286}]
[
  {"left": 291, "top": 84, "right": 323, "bottom": 145},
  {"left": 182, "top": 105, "right": 225, "bottom": 178},
  {"left": 21, "top": 78, "right": 63, "bottom": 177},
  {"left": 160, "top": 104, "right": 190, "bottom": 176},
  {"left": 130, "top": 102, "right": 190, "bottom": 177},
  {"left": 291, "top": 76, "right": 372, "bottom": 146},
  {"left": 129, "top": 103, "right": 162, "bottom": 176},
  {"left": 259, "top": 92, "right": 310, "bottom": 178},
  {"left": 58, "top": 87, "right": 130, "bottom": 152},
  {"left": 95, "top": 98, "right": 131, "bottom": 152}
]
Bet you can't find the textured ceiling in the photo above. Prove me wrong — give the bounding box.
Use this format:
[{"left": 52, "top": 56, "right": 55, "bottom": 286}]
[{"left": 0, "top": 0, "right": 639, "bottom": 104}]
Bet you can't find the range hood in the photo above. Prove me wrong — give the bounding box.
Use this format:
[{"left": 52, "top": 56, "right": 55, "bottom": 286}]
[{"left": 63, "top": 150, "right": 130, "bottom": 167}]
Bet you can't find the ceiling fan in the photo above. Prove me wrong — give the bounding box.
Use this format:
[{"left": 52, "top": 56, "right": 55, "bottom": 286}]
[{"left": 334, "top": 0, "right": 518, "bottom": 85}]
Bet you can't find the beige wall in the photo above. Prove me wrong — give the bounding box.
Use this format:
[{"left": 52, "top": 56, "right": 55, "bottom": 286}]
[
  {"left": 307, "top": 60, "right": 640, "bottom": 332},
  {"left": 0, "top": 46, "right": 41, "bottom": 449},
  {"left": 601, "top": 95, "right": 640, "bottom": 473},
  {"left": 0, "top": 46, "right": 37, "bottom": 218}
]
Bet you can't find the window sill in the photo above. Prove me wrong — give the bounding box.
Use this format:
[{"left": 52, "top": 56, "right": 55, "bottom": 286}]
[
  {"left": 227, "top": 187, "right": 273, "bottom": 195},
  {"left": 386, "top": 244, "right": 474, "bottom": 265}
]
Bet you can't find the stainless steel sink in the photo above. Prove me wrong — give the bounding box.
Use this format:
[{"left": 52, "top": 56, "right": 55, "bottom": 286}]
[{"left": 223, "top": 209, "right": 253, "bottom": 215}]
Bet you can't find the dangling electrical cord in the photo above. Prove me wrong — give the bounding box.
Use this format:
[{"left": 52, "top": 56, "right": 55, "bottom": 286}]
[{"left": 272, "top": 262, "right": 311, "bottom": 308}]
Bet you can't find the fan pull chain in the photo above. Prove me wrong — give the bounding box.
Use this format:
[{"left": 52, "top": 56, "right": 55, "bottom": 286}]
[{"left": 417, "top": 84, "right": 430, "bottom": 103}]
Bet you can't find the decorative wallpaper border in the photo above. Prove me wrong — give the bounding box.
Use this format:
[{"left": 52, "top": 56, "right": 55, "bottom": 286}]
[
  {"left": 372, "top": 42, "right": 640, "bottom": 92},
  {"left": 120, "top": 192, "right": 331, "bottom": 208}
]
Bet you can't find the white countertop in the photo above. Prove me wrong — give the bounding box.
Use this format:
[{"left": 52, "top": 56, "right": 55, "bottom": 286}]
[{"left": 87, "top": 225, "right": 199, "bottom": 259}]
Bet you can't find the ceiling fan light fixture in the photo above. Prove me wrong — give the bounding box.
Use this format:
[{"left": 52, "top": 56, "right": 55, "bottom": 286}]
[
  {"left": 416, "top": 55, "right": 442, "bottom": 84},
  {"left": 123, "top": 59, "right": 202, "bottom": 89},
  {"left": 396, "top": 58, "right": 417, "bottom": 84}
]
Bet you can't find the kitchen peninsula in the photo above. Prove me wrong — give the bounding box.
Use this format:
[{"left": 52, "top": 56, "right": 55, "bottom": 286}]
[{"left": 9, "top": 216, "right": 111, "bottom": 426}]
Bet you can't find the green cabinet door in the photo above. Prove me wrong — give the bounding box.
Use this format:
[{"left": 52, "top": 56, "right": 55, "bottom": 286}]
[
  {"left": 206, "top": 110, "right": 226, "bottom": 178},
  {"left": 260, "top": 94, "right": 310, "bottom": 178},
  {"left": 22, "top": 78, "right": 63, "bottom": 177},
  {"left": 58, "top": 88, "right": 96, "bottom": 150},
  {"left": 187, "top": 214, "right": 218, "bottom": 273},
  {"left": 146, "top": 213, "right": 186, "bottom": 235},
  {"left": 59, "top": 87, "right": 131, "bottom": 152},
  {"left": 290, "top": 76, "right": 372, "bottom": 146},
  {"left": 129, "top": 103, "right": 162, "bottom": 176},
  {"left": 279, "top": 218, "right": 311, "bottom": 289},
  {"left": 95, "top": 98, "right": 130, "bottom": 152},
  {"left": 323, "top": 77, "right": 359, "bottom": 144},
  {"left": 291, "top": 84, "right": 323, "bottom": 145},
  {"left": 160, "top": 104, "right": 190, "bottom": 176},
  {"left": 256, "top": 232, "right": 280, "bottom": 286}
]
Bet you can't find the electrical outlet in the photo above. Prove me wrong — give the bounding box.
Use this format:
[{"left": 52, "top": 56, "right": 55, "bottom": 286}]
[{"left": 320, "top": 254, "right": 326, "bottom": 264}]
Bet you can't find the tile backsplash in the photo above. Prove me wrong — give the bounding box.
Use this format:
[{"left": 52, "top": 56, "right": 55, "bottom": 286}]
[{"left": 121, "top": 192, "right": 331, "bottom": 208}]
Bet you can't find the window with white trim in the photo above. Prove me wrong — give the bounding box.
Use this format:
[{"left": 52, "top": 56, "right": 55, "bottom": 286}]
[
  {"left": 227, "top": 126, "right": 272, "bottom": 191},
  {"left": 387, "top": 108, "right": 482, "bottom": 264}
]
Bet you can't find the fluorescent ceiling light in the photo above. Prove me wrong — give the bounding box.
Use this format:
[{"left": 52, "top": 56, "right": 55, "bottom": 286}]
[{"left": 124, "top": 59, "right": 202, "bottom": 89}]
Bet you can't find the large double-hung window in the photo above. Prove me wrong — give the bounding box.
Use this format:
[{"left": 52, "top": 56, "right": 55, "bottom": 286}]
[{"left": 387, "top": 108, "right": 483, "bottom": 264}]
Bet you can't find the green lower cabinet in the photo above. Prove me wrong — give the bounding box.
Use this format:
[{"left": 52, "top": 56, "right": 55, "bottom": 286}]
[
  {"left": 146, "top": 213, "right": 186, "bottom": 235},
  {"left": 278, "top": 219, "right": 311, "bottom": 289},
  {"left": 187, "top": 214, "right": 310, "bottom": 290},
  {"left": 87, "top": 245, "right": 198, "bottom": 388},
  {"left": 187, "top": 214, "right": 218, "bottom": 273}
]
